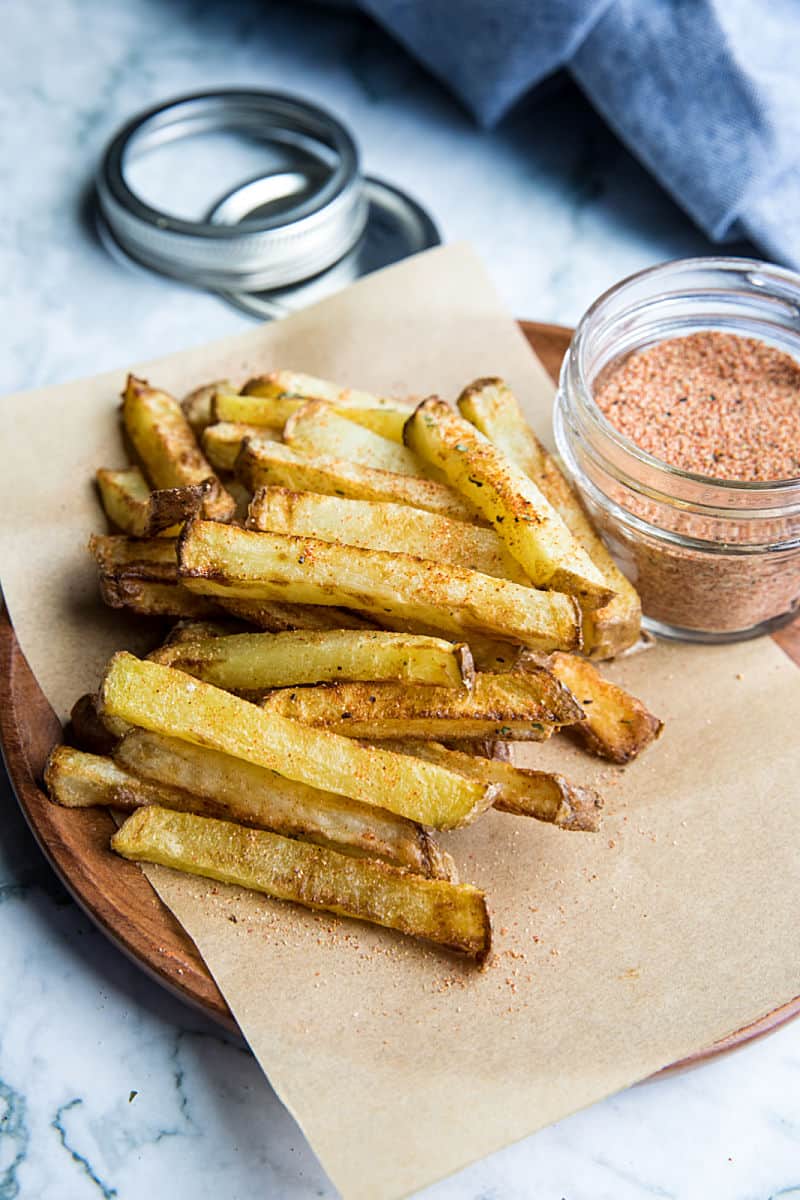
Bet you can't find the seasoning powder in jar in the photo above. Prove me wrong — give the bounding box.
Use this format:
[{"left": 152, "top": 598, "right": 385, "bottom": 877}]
[{"left": 556, "top": 258, "right": 800, "bottom": 643}]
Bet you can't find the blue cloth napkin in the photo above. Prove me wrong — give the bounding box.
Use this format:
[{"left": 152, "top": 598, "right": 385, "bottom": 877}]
[{"left": 352, "top": 0, "right": 800, "bottom": 268}]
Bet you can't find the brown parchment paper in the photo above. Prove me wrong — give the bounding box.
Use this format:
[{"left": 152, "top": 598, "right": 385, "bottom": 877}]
[{"left": 2, "top": 244, "right": 800, "bottom": 1200}]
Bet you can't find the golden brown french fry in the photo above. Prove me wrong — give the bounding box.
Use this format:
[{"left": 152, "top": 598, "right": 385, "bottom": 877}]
[
  {"left": 404, "top": 397, "right": 614, "bottom": 610},
  {"left": 46, "top": 740, "right": 453, "bottom": 878},
  {"left": 247, "top": 488, "right": 529, "bottom": 584},
  {"left": 243, "top": 369, "right": 406, "bottom": 411},
  {"left": 217, "top": 597, "right": 377, "bottom": 632},
  {"left": 98, "top": 576, "right": 222, "bottom": 619},
  {"left": 122, "top": 375, "right": 236, "bottom": 522},
  {"left": 177, "top": 520, "right": 581, "bottom": 652},
  {"left": 181, "top": 379, "right": 235, "bottom": 434},
  {"left": 89, "top": 535, "right": 177, "bottom": 581},
  {"left": 261, "top": 667, "right": 583, "bottom": 740},
  {"left": 68, "top": 693, "right": 120, "bottom": 755},
  {"left": 117, "top": 730, "right": 453, "bottom": 877},
  {"left": 202, "top": 422, "right": 280, "bottom": 471},
  {"left": 149, "top": 629, "right": 474, "bottom": 692},
  {"left": 112, "top": 806, "right": 491, "bottom": 960},
  {"left": 458, "top": 378, "right": 641, "bottom": 657},
  {"left": 236, "top": 439, "right": 474, "bottom": 521},
  {"left": 546, "top": 652, "right": 663, "bottom": 763},
  {"left": 380, "top": 740, "right": 603, "bottom": 830},
  {"left": 99, "top": 653, "right": 496, "bottom": 828},
  {"left": 284, "top": 400, "right": 421, "bottom": 476}
]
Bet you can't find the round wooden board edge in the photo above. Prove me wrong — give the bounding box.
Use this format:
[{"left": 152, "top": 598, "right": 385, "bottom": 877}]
[{"left": 1, "top": 318, "right": 798, "bottom": 1078}]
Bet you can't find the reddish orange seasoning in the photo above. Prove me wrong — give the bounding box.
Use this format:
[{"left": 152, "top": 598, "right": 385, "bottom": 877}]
[{"left": 595, "top": 331, "right": 800, "bottom": 482}]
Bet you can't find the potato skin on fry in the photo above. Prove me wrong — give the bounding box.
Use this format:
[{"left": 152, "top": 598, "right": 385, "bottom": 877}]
[
  {"left": 177, "top": 520, "right": 582, "bottom": 652},
  {"left": 404, "top": 396, "right": 614, "bottom": 610},
  {"left": 458, "top": 378, "right": 641, "bottom": 657},
  {"left": 546, "top": 652, "right": 663, "bottom": 763},
  {"left": 112, "top": 806, "right": 491, "bottom": 960}
]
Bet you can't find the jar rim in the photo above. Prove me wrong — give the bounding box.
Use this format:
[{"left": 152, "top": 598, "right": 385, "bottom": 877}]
[{"left": 569, "top": 255, "right": 800, "bottom": 497}]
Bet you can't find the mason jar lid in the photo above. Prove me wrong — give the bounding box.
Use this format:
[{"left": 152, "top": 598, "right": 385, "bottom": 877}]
[{"left": 96, "top": 90, "right": 368, "bottom": 292}]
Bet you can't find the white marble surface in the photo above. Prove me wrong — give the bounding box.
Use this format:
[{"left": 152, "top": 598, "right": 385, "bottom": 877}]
[{"left": 2, "top": 2, "right": 799, "bottom": 1197}]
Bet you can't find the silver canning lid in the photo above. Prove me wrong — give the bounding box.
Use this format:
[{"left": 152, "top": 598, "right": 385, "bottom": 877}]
[
  {"left": 96, "top": 90, "right": 368, "bottom": 291},
  {"left": 211, "top": 175, "right": 441, "bottom": 319}
]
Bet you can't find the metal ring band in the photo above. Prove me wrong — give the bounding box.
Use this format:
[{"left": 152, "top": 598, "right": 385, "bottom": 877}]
[{"left": 96, "top": 90, "right": 367, "bottom": 291}]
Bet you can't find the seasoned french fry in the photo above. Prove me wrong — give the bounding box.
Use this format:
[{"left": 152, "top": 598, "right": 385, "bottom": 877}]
[
  {"left": 122, "top": 375, "right": 236, "bottom": 522},
  {"left": 68, "top": 693, "right": 120, "bottom": 755},
  {"left": 181, "top": 379, "right": 235, "bottom": 434},
  {"left": 381, "top": 740, "right": 603, "bottom": 830},
  {"left": 116, "top": 730, "right": 453, "bottom": 876},
  {"left": 247, "top": 488, "right": 529, "bottom": 584},
  {"left": 202, "top": 422, "right": 280, "bottom": 471},
  {"left": 178, "top": 520, "right": 581, "bottom": 652},
  {"left": 546, "top": 652, "right": 663, "bottom": 763},
  {"left": 100, "top": 653, "right": 496, "bottom": 828},
  {"left": 217, "top": 597, "right": 376, "bottom": 632},
  {"left": 405, "top": 397, "right": 614, "bottom": 610},
  {"left": 89, "top": 534, "right": 177, "bottom": 581},
  {"left": 236, "top": 439, "right": 474, "bottom": 521},
  {"left": 243, "top": 369, "right": 405, "bottom": 411},
  {"left": 46, "top": 740, "right": 453, "bottom": 878},
  {"left": 214, "top": 390, "right": 302, "bottom": 430},
  {"left": 458, "top": 378, "right": 641, "bottom": 657},
  {"left": 284, "top": 400, "right": 421, "bottom": 476},
  {"left": 261, "top": 668, "right": 583, "bottom": 740},
  {"left": 112, "top": 806, "right": 491, "bottom": 959},
  {"left": 98, "top": 576, "right": 222, "bottom": 619},
  {"left": 149, "top": 629, "right": 474, "bottom": 692}
]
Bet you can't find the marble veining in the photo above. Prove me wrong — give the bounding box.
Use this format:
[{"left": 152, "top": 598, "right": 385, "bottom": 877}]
[{"left": 2, "top": 0, "right": 798, "bottom": 1196}]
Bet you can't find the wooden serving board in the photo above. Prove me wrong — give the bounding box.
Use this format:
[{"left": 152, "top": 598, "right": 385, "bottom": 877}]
[{"left": 2, "top": 321, "right": 799, "bottom": 1069}]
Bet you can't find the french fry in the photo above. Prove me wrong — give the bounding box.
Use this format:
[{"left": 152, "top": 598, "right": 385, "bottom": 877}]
[
  {"left": 112, "top": 806, "right": 491, "bottom": 960},
  {"left": 284, "top": 400, "right": 421, "bottom": 476},
  {"left": 243, "top": 369, "right": 406, "bottom": 411},
  {"left": 46, "top": 740, "right": 453, "bottom": 878},
  {"left": 98, "top": 576, "right": 222, "bottom": 619},
  {"left": 89, "top": 534, "right": 178, "bottom": 582},
  {"left": 181, "top": 379, "right": 235, "bottom": 434},
  {"left": 381, "top": 740, "right": 603, "bottom": 830},
  {"left": 236, "top": 439, "right": 474, "bottom": 521},
  {"left": 116, "top": 730, "right": 453, "bottom": 877},
  {"left": 261, "top": 667, "right": 583, "bottom": 740},
  {"left": 122, "top": 375, "right": 236, "bottom": 522},
  {"left": 546, "top": 652, "right": 663, "bottom": 763},
  {"left": 247, "top": 488, "right": 529, "bottom": 584},
  {"left": 177, "top": 520, "right": 582, "bottom": 652},
  {"left": 149, "top": 629, "right": 474, "bottom": 692},
  {"left": 162, "top": 619, "right": 249, "bottom": 645},
  {"left": 99, "top": 653, "right": 496, "bottom": 828},
  {"left": 217, "top": 597, "right": 377, "bottom": 632},
  {"left": 202, "top": 422, "right": 280, "bottom": 471},
  {"left": 458, "top": 378, "right": 641, "bottom": 657},
  {"left": 404, "top": 397, "right": 614, "bottom": 610}
]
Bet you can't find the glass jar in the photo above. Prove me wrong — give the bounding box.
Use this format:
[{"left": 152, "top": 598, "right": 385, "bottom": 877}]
[{"left": 554, "top": 257, "right": 800, "bottom": 642}]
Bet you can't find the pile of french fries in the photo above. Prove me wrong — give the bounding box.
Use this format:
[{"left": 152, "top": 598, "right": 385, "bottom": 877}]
[{"left": 45, "top": 368, "right": 662, "bottom": 964}]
